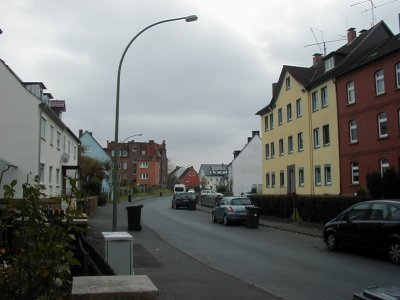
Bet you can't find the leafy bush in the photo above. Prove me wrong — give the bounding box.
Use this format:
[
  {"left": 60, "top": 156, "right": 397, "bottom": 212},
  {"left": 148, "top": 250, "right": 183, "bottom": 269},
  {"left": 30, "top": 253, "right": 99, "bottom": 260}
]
[{"left": 0, "top": 178, "right": 80, "bottom": 299}]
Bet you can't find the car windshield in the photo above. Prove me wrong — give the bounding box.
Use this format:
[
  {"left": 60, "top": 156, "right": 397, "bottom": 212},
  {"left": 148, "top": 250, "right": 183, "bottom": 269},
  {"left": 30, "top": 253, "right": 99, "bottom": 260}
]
[{"left": 231, "top": 198, "right": 252, "bottom": 205}]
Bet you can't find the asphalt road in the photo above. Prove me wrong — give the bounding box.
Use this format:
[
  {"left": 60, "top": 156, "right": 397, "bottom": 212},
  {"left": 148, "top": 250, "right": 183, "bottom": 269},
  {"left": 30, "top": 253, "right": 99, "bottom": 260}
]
[{"left": 139, "top": 196, "right": 400, "bottom": 300}]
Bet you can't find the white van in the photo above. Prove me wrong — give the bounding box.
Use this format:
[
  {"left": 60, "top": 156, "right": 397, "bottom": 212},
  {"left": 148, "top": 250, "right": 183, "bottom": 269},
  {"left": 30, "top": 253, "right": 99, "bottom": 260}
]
[{"left": 173, "top": 184, "right": 186, "bottom": 195}]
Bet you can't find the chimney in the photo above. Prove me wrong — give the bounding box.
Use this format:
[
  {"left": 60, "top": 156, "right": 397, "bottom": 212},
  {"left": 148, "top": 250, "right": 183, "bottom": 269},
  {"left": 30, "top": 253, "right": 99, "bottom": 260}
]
[
  {"left": 79, "top": 129, "right": 83, "bottom": 138},
  {"left": 272, "top": 82, "right": 278, "bottom": 98},
  {"left": 233, "top": 150, "right": 241, "bottom": 159},
  {"left": 247, "top": 137, "right": 252, "bottom": 143},
  {"left": 313, "top": 53, "right": 323, "bottom": 65},
  {"left": 252, "top": 131, "right": 259, "bottom": 137},
  {"left": 347, "top": 28, "right": 356, "bottom": 43}
]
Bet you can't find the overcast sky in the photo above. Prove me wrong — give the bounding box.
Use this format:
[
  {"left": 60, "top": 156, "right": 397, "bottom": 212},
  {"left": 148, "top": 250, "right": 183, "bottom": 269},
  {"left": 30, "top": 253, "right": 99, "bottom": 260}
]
[{"left": 1, "top": 0, "right": 399, "bottom": 171}]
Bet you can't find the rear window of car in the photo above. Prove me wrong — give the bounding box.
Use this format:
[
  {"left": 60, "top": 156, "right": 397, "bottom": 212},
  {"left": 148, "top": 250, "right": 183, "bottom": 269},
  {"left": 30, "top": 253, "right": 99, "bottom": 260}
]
[
  {"left": 388, "top": 205, "right": 400, "bottom": 221},
  {"left": 231, "top": 198, "right": 252, "bottom": 205}
]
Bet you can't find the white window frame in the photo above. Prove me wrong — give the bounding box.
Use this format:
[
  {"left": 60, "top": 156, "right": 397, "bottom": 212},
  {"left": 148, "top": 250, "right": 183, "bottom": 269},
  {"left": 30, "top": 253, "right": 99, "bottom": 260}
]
[
  {"left": 378, "top": 112, "right": 388, "bottom": 138},
  {"left": 279, "top": 139, "right": 284, "bottom": 156},
  {"left": 57, "top": 131, "right": 61, "bottom": 150},
  {"left": 296, "top": 99, "right": 302, "bottom": 118},
  {"left": 269, "top": 113, "right": 274, "bottom": 129},
  {"left": 49, "top": 166, "right": 53, "bottom": 184},
  {"left": 347, "top": 81, "right": 355, "bottom": 104},
  {"left": 322, "top": 125, "right": 330, "bottom": 146},
  {"left": 314, "top": 166, "right": 321, "bottom": 186},
  {"left": 325, "top": 57, "right": 334, "bottom": 72},
  {"left": 50, "top": 125, "right": 54, "bottom": 146},
  {"left": 56, "top": 168, "right": 60, "bottom": 186},
  {"left": 321, "top": 86, "right": 328, "bottom": 107},
  {"left": 380, "top": 159, "right": 390, "bottom": 176},
  {"left": 139, "top": 162, "right": 149, "bottom": 168},
  {"left": 287, "top": 103, "right": 292, "bottom": 122},
  {"left": 280, "top": 171, "right": 285, "bottom": 187},
  {"left": 41, "top": 117, "right": 46, "bottom": 140},
  {"left": 265, "top": 144, "right": 270, "bottom": 159},
  {"left": 396, "top": 63, "right": 400, "bottom": 89},
  {"left": 271, "top": 142, "right": 275, "bottom": 158},
  {"left": 298, "top": 168, "right": 304, "bottom": 187},
  {"left": 285, "top": 77, "right": 291, "bottom": 89},
  {"left": 40, "top": 163, "right": 45, "bottom": 183},
  {"left": 264, "top": 116, "right": 269, "bottom": 131},
  {"left": 278, "top": 108, "right": 283, "bottom": 125},
  {"left": 297, "top": 132, "right": 304, "bottom": 152},
  {"left": 375, "top": 69, "right": 385, "bottom": 95},
  {"left": 313, "top": 128, "right": 320, "bottom": 148},
  {"left": 288, "top": 136, "right": 293, "bottom": 154},
  {"left": 312, "top": 91, "right": 318, "bottom": 111},
  {"left": 266, "top": 173, "right": 270, "bottom": 188},
  {"left": 271, "top": 172, "right": 276, "bottom": 187},
  {"left": 351, "top": 162, "right": 359, "bottom": 185},
  {"left": 349, "top": 120, "right": 358, "bottom": 143},
  {"left": 324, "top": 164, "right": 332, "bottom": 185}
]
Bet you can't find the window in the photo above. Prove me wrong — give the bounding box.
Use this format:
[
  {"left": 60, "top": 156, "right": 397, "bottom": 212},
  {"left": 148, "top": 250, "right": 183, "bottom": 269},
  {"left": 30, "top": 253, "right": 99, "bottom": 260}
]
[
  {"left": 347, "top": 81, "right": 355, "bottom": 104},
  {"left": 285, "top": 77, "right": 291, "bottom": 89},
  {"left": 389, "top": 205, "right": 400, "bottom": 221},
  {"left": 351, "top": 162, "right": 359, "bottom": 184},
  {"left": 312, "top": 91, "right": 318, "bottom": 111},
  {"left": 271, "top": 172, "right": 276, "bottom": 187},
  {"left": 375, "top": 69, "right": 385, "bottom": 95},
  {"left": 41, "top": 117, "right": 46, "bottom": 139},
  {"left": 349, "top": 120, "right": 358, "bottom": 143},
  {"left": 269, "top": 113, "right": 274, "bottom": 129},
  {"left": 123, "top": 162, "right": 128, "bottom": 169},
  {"left": 122, "top": 150, "right": 128, "bottom": 157},
  {"left": 380, "top": 159, "right": 390, "bottom": 176},
  {"left": 314, "top": 166, "right": 321, "bottom": 186},
  {"left": 40, "top": 163, "right": 45, "bottom": 183},
  {"left": 265, "top": 144, "right": 270, "bottom": 159},
  {"left": 279, "top": 139, "right": 284, "bottom": 156},
  {"left": 288, "top": 136, "right": 293, "bottom": 154},
  {"left": 56, "top": 169, "right": 60, "bottom": 185},
  {"left": 50, "top": 125, "right": 54, "bottom": 146},
  {"left": 49, "top": 166, "right": 53, "bottom": 184},
  {"left": 271, "top": 142, "right": 275, "bottom": 158},
  {"left": 322, "top": 125, "right": 330, "bottom": 146},
  {"left": 139, "top": 162, "right": 149, "bottom": 168},
  {"left": 370, "top": 203, "right": 388, "bottom": 220},
  {"left": 74, "top": 146, "right": 77, "bottom": 160},
  {"left": 378, "top": 112, "right": 388, "bottom": 138},
  {"left": 298, "top": 168, "right": 304, "bottom": 187},
  {"left": 297, "top": 132, "right": 304, "bottom": 151},
  {"left": 139, "top": 173, "right": 148, "bottom": 179},
  {"left": 324, "top": 164, "right": 331, "bottom": 185},
  {"left": 325, "top": 57, "right": 334, "bottom": 72},
  {"left": 296, "top": 99, "right": 302, "bottom": 117},
  {"left": 278, "top": 108, "right": 283, "bottom": 125},
  {"left": 347, "top": 203, "right": 370, "bottom": 221},
  {"left": 287, "top": 103, "right": 292, "bottom": 121},
  {"left": 266, "top": 173, "right": 270, "bottom": 188},
  {"left": 321, "top": 86, "right": 328, "bottom": 107},
  {"left": 63, "top": 136, "right": 66, "bottom": 152},
  {"left": 313, "top": 128, "right": 320, "bottom": 148},
  {"left": 57, "top": 131, "right": 61, "bottom": 150},
  {"left": 68, "top": 141, "right": 71, "bottom": 154},
  {"left": 85, "top": 146, "right": 92, "bottom": 153},
  {"left": 264, "top": 116, "right": 269, "bottom": 131},
  {"left": 396, "top": 63, "right": 400, "bottom": 89},
  {"left": 280, "top": 171, "right": 285, "bottom": 187}
]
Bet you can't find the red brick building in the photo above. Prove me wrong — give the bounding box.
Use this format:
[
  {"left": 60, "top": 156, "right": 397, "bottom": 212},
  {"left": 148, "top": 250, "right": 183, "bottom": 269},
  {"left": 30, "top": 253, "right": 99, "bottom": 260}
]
[
  {"left": 106, "top": 139, "right": 168, "bottom": 189},
  {"left": 170, "top": 166, "right": 200, "bottom": 190},
  {"left": 336, "top": 23, "right": 400, "bottom": 194}
]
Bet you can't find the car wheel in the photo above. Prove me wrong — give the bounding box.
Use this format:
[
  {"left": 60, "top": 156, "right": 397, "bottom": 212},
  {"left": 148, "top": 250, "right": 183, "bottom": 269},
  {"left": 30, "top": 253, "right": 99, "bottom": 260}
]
[
  {"left": 326, "top": 232, "right": 339, "bottom": 251},
  {"left": 223, "top": 214, "right": 230, "bottom": 226},
  {"left": 212, "top": 212, "right": 217, "bottom": 223},
  {"left": 388, "top": 240, "right": 400, "bottom": 264}
]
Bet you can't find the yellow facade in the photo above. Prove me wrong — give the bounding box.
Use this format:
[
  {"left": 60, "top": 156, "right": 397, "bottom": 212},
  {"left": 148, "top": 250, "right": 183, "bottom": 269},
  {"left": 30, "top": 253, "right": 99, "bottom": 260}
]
[{"left": 260, "top": 71, "right": 340, "bottom": 195}]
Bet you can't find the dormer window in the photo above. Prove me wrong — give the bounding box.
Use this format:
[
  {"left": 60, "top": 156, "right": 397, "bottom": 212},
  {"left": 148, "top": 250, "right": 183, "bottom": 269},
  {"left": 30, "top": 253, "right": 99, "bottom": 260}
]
[{"left": 325, "top": 57, "right": 335, "bottom": 72}]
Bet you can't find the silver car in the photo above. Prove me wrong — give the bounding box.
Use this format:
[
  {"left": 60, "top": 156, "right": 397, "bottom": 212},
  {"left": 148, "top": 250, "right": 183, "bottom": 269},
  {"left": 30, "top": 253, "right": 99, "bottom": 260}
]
[{"left": 212, "top": 196, "right": 255, "bottom": 225}]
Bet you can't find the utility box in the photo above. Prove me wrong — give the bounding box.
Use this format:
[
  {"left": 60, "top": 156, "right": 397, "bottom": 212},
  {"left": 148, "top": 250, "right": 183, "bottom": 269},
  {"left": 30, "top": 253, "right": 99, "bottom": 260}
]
[{"left": 102, "top": 232, "right": 134, "bottom": 275}]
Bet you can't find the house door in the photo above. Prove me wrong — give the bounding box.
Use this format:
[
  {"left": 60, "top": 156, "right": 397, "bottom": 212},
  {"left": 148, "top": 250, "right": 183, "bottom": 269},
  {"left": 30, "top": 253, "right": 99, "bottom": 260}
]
[{"left": 287, "top": 165, "right": 296, "bottom": 194}]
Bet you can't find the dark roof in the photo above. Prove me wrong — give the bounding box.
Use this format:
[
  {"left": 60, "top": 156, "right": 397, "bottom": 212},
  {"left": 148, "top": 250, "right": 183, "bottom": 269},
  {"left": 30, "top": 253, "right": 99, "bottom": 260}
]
[{"left": 256, "top": 20, "right": 395, "bottom": 116}]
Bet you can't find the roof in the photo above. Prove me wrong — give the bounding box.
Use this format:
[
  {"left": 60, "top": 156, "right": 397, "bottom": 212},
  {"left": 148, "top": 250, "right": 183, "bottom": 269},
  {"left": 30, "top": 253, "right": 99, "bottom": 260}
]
[{"left": 199, "top": 164, "right": 228, "bottom": 177}]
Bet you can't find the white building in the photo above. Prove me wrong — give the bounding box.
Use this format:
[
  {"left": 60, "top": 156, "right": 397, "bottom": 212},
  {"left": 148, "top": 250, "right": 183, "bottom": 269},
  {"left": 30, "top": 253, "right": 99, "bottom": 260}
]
[
  {"left": 229, "top": 131, "right": 262, "bottom": 195},
  {"left": 0, "top": 59, "right": 79, "bottom": 199},
  {"left": 198, "top": 164, "right": 228, "bottom": 191}
]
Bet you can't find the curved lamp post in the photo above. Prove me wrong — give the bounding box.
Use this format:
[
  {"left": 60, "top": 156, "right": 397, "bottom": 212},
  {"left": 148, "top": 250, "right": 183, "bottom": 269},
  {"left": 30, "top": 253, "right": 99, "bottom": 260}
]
[{"left": 112, "top": 15, "right": 198, "bottom": 231}]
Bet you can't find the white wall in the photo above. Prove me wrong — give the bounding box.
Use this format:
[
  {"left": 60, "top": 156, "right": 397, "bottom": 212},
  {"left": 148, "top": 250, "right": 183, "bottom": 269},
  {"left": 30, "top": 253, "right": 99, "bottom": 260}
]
[{"left": 231, "top": 136, "right": 262, "bottom": 195}]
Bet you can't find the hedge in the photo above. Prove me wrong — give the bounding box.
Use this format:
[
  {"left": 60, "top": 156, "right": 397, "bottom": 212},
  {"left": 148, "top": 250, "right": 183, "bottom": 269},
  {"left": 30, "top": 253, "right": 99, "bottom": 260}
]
[{"left": 250, "top": 194, "right": 372, "bottom": 224}]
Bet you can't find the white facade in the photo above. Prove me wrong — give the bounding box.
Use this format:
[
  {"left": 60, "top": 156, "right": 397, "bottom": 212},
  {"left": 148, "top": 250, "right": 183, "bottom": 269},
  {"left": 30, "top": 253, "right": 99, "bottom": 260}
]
[
  {"left": 0, "top": 59, "right": 79, "bottom": 198},
  {"left": 230, "top": 133, "right": 262, "bottom": 195}
]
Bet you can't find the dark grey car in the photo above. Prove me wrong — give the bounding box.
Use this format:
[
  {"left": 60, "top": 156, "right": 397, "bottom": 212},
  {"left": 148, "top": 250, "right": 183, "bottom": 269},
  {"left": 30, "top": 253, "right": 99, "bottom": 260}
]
[
  {"left": 172, "top": 192, "right": 196, "bottom": 210},
  {"left": 212, "top": 196, "right": 255, "bottom": 225},
  {"left": 323, "top": 199, "right": 400, "bottom": 264}
]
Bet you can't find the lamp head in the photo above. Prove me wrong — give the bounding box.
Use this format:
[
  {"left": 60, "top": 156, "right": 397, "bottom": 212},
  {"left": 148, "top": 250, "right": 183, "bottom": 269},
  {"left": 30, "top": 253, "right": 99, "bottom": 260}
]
[{"left": 185, "top": 15, "right": 198, "bottom": 22}]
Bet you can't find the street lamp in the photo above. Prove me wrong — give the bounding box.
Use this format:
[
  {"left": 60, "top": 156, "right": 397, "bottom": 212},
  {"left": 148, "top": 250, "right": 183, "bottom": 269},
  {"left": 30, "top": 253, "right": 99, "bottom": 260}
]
[{"left": 112, "top": 15, "right": 198, "bottom": 231}]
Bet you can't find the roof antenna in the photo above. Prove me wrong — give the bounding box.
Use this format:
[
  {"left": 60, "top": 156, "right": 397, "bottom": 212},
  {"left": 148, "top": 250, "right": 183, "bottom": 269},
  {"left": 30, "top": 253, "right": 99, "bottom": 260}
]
[
  {"left": 304, "top": 28, "right": 345, "bottom": 56},
  {"left": 351, "top": 0, "right": 399, "bottom": 27}
]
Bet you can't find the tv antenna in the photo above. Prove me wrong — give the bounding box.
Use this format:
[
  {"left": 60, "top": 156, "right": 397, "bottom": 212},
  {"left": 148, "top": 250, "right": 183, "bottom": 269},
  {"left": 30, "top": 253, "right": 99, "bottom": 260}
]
[
  {"left": 304, "top": 28, "right": 346, "bottom": 56},
  {"left": 351, "top": 0, "right": 399, "bottom": 27}
]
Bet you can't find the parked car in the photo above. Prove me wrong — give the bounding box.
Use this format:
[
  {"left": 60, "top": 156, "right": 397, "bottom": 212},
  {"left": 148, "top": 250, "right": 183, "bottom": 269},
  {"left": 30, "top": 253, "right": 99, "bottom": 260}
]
[
  {"left": 201, "top": 189, "right": 223, "bottom": 197},
  {"left": 172, "top": 192, "right": 196, "bottom": 210},
  {"left": 212, "top": 196, "right": 256, "bottom": 225},
  {"left": 187, "top": 189, "right": 196, "bottom": 194},
  {"left": 323, "top": 199, "right": 400, "bottom": 264}
]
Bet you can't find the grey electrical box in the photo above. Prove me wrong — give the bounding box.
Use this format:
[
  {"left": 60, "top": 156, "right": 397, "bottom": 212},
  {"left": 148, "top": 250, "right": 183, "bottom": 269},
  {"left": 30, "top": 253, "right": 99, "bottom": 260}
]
[{"left": 102, "top": 232, "right": 134, "bottom": 275}]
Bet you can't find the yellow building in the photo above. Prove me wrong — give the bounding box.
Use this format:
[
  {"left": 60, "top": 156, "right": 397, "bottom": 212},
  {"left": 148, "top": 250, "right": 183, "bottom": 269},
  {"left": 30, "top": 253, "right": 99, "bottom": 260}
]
[{"left": 256, "top": 62, "right": 340, "bottom": 195}]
